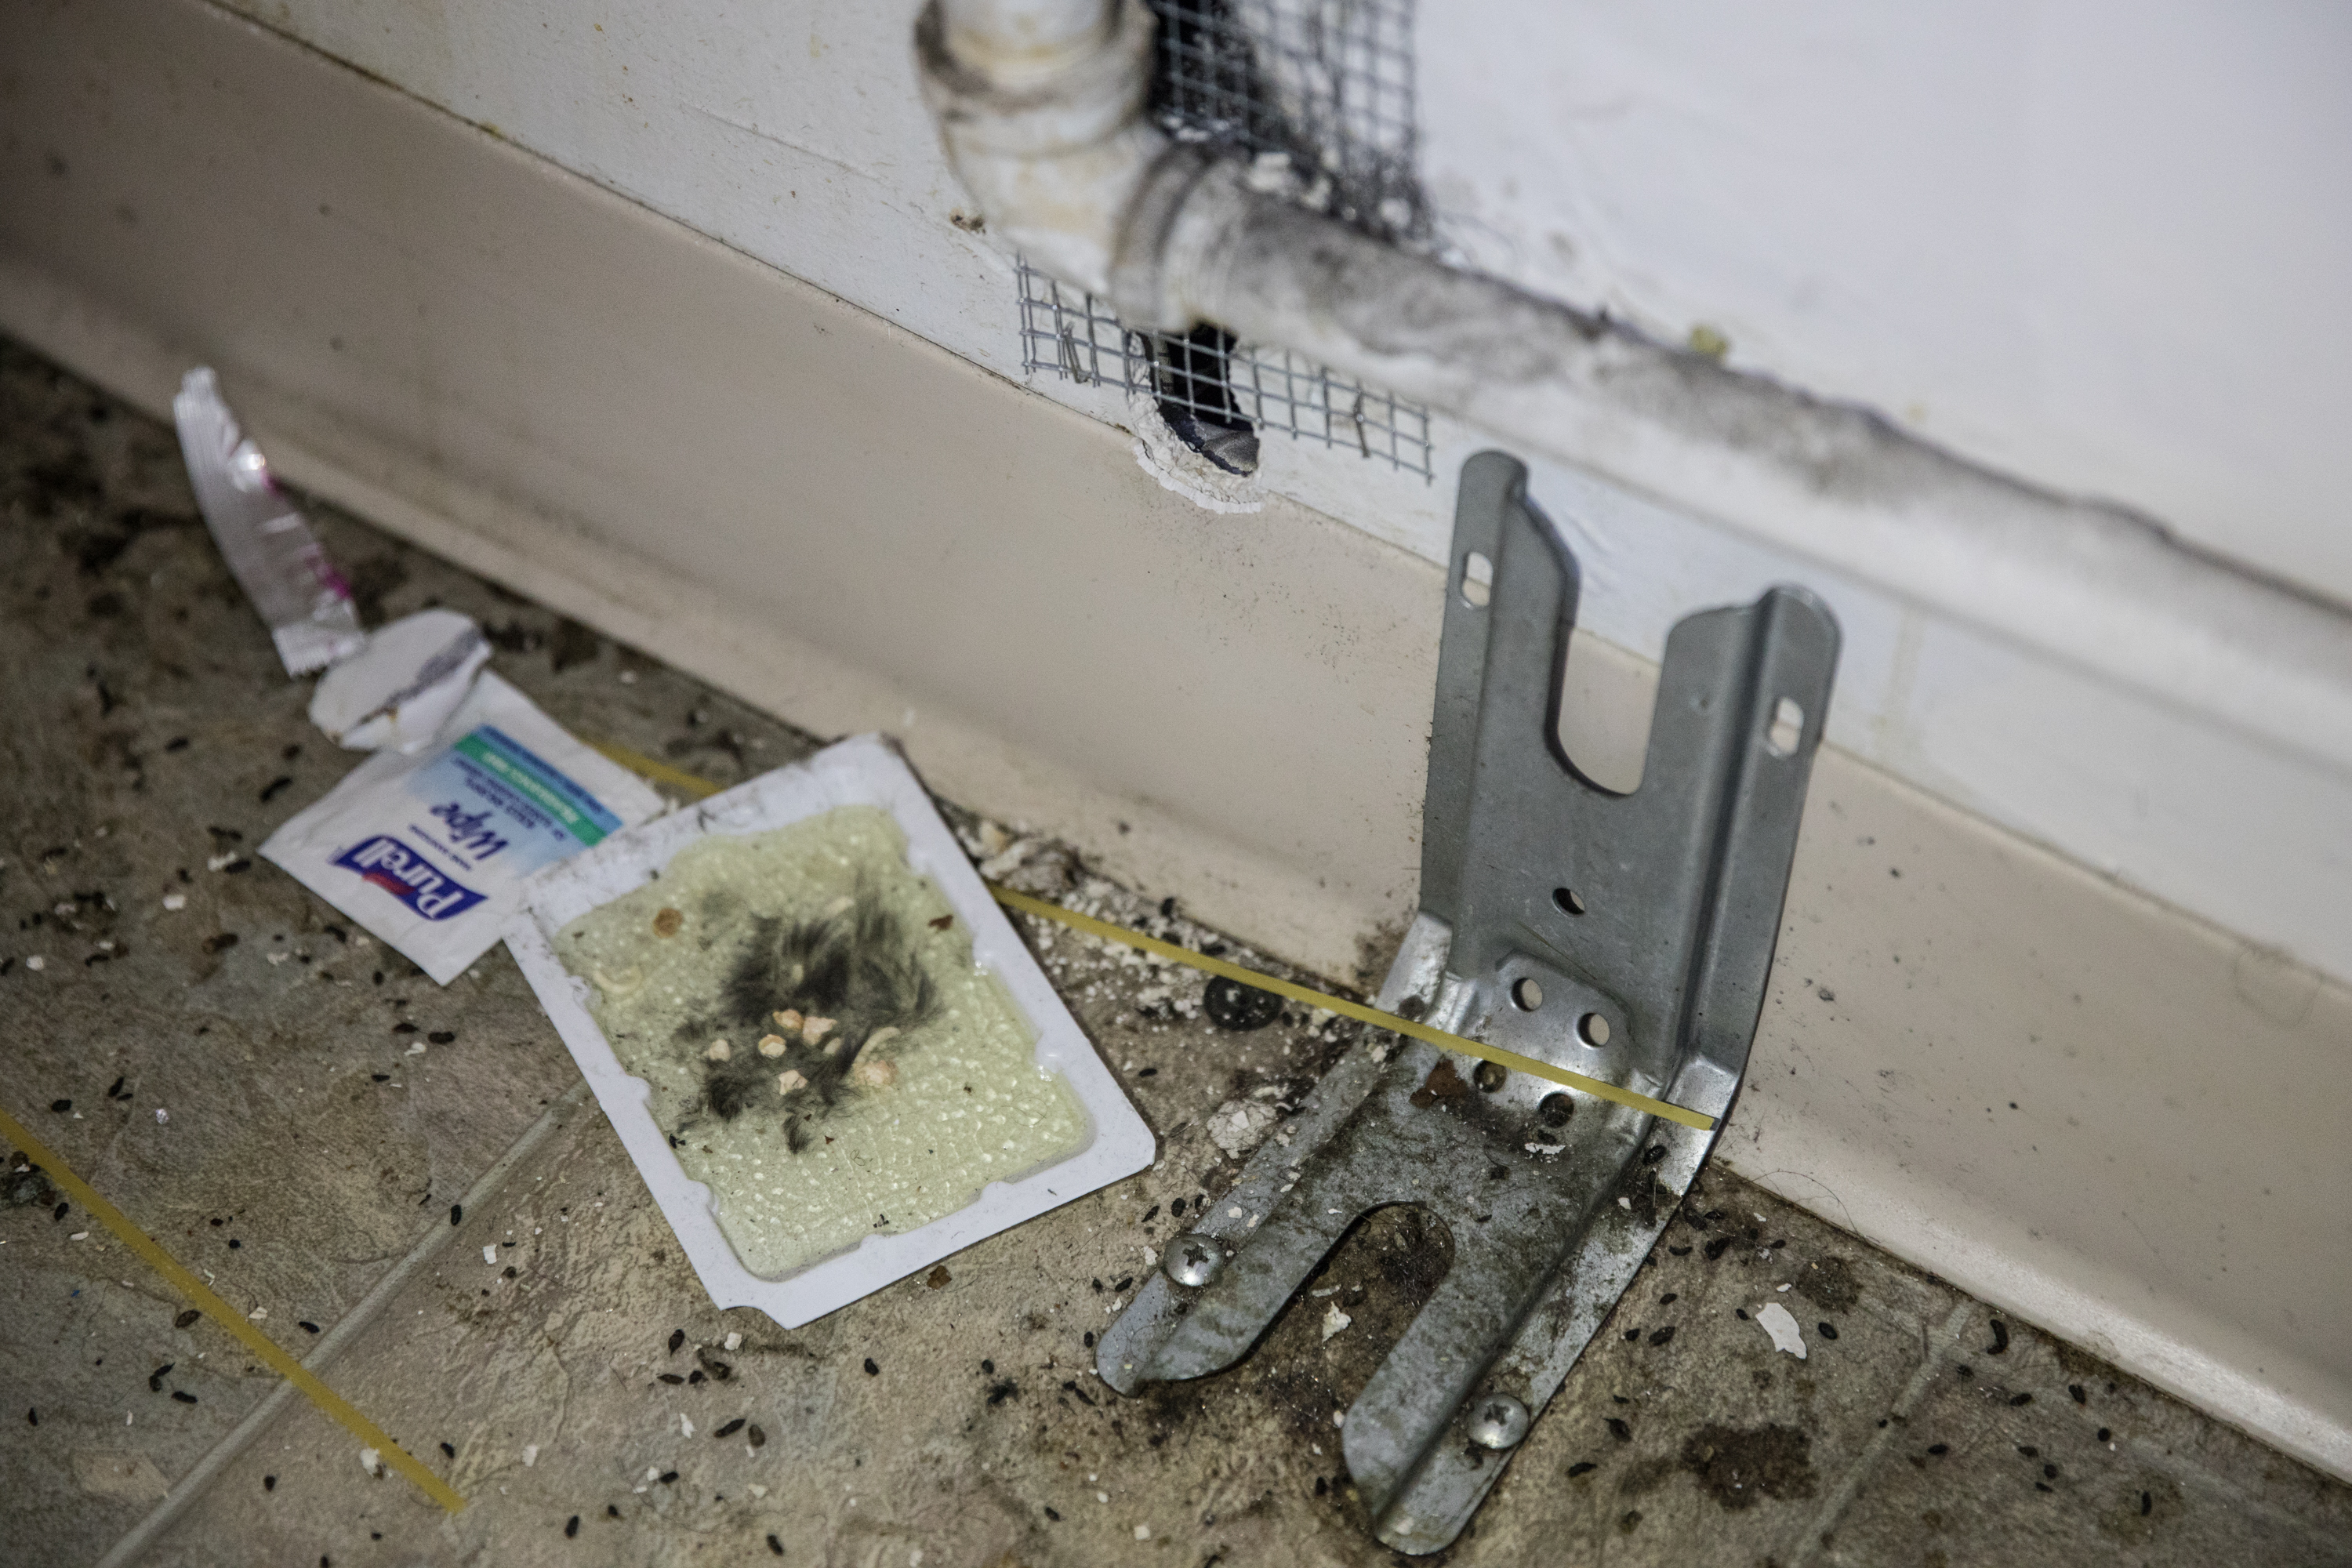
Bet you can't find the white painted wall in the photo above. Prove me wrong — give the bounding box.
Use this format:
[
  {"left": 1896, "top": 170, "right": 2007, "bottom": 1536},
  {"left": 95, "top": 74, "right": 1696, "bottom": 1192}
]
[
  {"left": 1420, "top": 0, "right": 2352, "bottom": 608},
  {"left": 201, "top": 0, "right": 2352, "bottom": 989}
]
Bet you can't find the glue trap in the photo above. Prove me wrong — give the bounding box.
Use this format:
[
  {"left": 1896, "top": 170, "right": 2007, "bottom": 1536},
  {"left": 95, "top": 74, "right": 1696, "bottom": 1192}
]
[{"left": 506, "top": 735, "right": 1152, "bottom": 1326}]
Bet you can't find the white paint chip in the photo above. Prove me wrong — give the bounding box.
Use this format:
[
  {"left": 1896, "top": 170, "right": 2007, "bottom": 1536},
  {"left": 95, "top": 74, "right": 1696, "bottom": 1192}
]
[
  {"left": 523, "top": 1443, "right": 540, "bottom": 1467},
  {"left": 724, "top": 1331, "right": 742, "bottom": 1351},
  {"left": 483, "top": 1245, "right": 498, "bottom": 1265},
  {"left": 359, "top": 1447, "right": 383, "bottom": 1477},
  {"left": 680, "top": 1414, "right": 695, "bottom": 1439},
  {"left": 162, "top": 894, "right": 187, "bottom": 911},
  {"left": 1755, "top": 1302, "right": 1808, "bottom": 1359},
  {"left": 1321, "top": 1303, "right": 1353, "bottom": 1342}
]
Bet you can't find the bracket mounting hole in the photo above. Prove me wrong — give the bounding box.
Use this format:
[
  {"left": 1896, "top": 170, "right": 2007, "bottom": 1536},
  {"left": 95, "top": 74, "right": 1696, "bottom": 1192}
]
[
  {"left": 1765, "top": 695, "right": 1805, "bottom": 757},
  {"left": 1552, "top": 887, "right": 1584, "bottom": 916},
  {"left": 1461, "top": 550, "right": 1493, "bottom": 608},
  {"left": 1577, "top": 1011, "right": 1612, "bottom": 1047},
  {"left": 1510, "top": 977, "right": 1544, "bottom": 1011},
  {"left": 1537, "top": 1092, "right": 1574, "bottom": 1127},
  {"left": 1472, "top": 1060, "right": 1507, "bottom": 1093}
]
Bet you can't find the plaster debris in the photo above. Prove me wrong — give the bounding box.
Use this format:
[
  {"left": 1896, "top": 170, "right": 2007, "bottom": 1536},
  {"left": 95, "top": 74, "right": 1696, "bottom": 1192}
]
[
  {"left": 724, "top": 1332, "right": 742, "bottom": 1352},
  {"left": 359, "top": 1447, "right": 383, "bottom": 1477},
  {"left": 406, "top": 1042, "right": 426, "bottom": 1057},
  {"left": 680, "top": 1414, "right": 695, "bottom": 1438},
  {"left": 482, "top": 1245, "right": 499, "bottom": 1265},
  {"left": 522, "top": 1443, "right": 540, "bottom": 1467},
  {"left": 1208, "top": 1097, "right": 1279, "bottom": 1159},
  {"left": 26, "top": 956, "right": 45, "bottom": 971},
  {"left": 1125, "top": 392, "right": 1264, "bottom": 514},
  {"left": 1321, "top": 1302, "right": 1354, "bottom": 1342},
  {"left": 162, "top": 894, "right": 187, "bottom": 911},
  {"left": 1755, "top": 1302, "right": 1809, "bottom": 1359},
  {"left": 154, "top": 1109, "right": 168, "bottom": 1125}
]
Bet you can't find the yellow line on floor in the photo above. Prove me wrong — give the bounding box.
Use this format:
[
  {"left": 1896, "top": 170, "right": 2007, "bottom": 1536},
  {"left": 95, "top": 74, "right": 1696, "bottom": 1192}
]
[
  {"left": 584, "top": 739, "right": 1715, "bottom": 1131},
  {"left": 987, "top": 886, "right": 1715, "bottom": 1131},
  {"left": 587, "top": 738, "right": 724, "bottom": 800},
  {"left": 0, "top": 1105, "right": 466, "bottom": 1512}
]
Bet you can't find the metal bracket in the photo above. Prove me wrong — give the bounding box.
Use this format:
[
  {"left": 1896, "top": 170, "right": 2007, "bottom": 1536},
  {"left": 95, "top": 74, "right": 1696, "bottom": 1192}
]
[{"left": 1097, "top": 452, "right": 1840, "bottom": 1552}]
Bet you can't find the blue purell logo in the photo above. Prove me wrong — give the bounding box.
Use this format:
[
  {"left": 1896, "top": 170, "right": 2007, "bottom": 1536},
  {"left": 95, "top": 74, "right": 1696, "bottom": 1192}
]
[{"left": 332, "top": 835, "right": 485, "bottom": 920}]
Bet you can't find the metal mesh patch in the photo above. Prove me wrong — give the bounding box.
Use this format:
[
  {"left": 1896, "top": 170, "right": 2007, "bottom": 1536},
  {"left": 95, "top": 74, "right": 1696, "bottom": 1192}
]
[
  {"left": 1014, "top": 0, "right": 1434, "bottom": 481},
  {"left": 1016, "top": 261, "right": 1433, "bottom": 478}
]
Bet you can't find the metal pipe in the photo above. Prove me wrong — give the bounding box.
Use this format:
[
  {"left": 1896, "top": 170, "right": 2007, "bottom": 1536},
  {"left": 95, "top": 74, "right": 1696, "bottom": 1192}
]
[{"left": 916, "top": 4, "right": 2352, "bottom": 775}]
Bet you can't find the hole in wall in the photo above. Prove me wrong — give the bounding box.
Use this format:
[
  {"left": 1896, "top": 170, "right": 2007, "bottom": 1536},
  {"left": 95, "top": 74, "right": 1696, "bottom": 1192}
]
[
  {"left": 1472, "top": 1060, "right": 1507, "bottom": 1093},
  {"left": 1537, "top": 1093, "right": 1574, "bottom": 1127},
  {"left": 1510, "top": 977, "right": 1544, "bottom": 1012},
  {"left": 1552, "top": 887, "right": 1584, "bottom": 916},
  {"left": 1460, "top": 551, "right": 1492, "bottom": 608},
  {"left": 1765, "top": 695, "right": 1805, "bottom": 757},
  {"left": 1577, "top": 1011, "right": 1611, "bottom": 1047},
  {"left": 1156, "top": 325, "right": 1259, "bottom": 474}
]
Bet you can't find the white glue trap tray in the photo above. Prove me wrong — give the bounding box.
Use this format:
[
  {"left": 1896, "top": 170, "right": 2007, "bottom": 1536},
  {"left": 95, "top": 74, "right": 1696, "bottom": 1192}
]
[{"left": 506, "top": 734, "right": 1153, "bottom": 1327}]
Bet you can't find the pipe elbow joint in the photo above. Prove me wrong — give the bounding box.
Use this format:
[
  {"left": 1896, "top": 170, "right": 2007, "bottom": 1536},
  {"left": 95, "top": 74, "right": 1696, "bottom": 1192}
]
[{"left": 916, "top": 0, "right": 1166, "bottom": 299}]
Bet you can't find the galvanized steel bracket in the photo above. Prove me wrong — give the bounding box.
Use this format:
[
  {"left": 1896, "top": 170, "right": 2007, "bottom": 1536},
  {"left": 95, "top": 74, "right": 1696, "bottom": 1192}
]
[{"left": 1097, "top": 451, "right": 1838, "bottom": 1552}]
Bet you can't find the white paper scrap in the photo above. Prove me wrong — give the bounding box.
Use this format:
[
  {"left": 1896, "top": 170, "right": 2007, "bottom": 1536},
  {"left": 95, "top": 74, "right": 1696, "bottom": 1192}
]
[{"left": 1755, "top": 1302, "right": 1809, "bottom": 1359}]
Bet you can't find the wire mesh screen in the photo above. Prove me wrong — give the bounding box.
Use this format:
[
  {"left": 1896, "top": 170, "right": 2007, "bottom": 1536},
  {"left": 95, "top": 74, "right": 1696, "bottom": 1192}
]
[
  {"left": 1153, "top": 0, "right": 1425, "bottom": 244},
  {"left": 1014, "top": 0, "right": 1435, "bottom": 481},
  {"left": 1016, "top": 261, "right": 1434, "bottom": 478}
]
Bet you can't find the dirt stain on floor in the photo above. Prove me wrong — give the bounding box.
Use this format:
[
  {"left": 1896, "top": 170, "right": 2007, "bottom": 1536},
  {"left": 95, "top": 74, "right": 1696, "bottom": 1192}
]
[
  {"left": 1794, "top": 1255, "right": 1860, "bottom": 1314},
  {"left": 1678, "top": 1422, "right": 1817, "bottom": 1511}
]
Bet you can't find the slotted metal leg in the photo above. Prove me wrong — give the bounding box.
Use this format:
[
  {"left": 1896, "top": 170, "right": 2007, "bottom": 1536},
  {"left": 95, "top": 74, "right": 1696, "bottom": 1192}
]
[{"left": 1098, "top": 451, "right": 1839, "bottom": 1552}]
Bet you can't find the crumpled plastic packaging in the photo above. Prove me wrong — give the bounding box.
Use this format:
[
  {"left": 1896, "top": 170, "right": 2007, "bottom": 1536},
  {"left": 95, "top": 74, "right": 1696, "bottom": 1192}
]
[
  {"left": 172, "top": 368, "right": 366, "bottom": 675},
  {"left": 309, "top": 608, "right": 492, "bottom": 753}
]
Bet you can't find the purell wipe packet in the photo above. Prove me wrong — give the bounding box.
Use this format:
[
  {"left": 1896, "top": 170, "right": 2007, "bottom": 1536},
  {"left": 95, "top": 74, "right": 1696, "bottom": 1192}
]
[
  {"left": 262, "top": 671, "right": 663, "bottom": 984},
  {"left": 173, "top": 368, "right": 367, "bottom": 676}
]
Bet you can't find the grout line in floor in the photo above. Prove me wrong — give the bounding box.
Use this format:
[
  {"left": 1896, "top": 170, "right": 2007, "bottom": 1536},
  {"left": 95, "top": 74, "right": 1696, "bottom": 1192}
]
[
  {"left": 93, "top": 1080, "right": 597, "bottom": 1568},
  {"left": 1782, "top": 1298, "right": 1976, "bottom": 1568}
]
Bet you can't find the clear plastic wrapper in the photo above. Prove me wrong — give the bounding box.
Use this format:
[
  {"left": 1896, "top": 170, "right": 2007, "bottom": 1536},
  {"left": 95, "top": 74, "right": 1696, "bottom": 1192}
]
[{"left": 172, "top": 367, "right": 365, "bottom": 675}]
